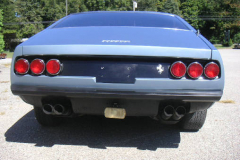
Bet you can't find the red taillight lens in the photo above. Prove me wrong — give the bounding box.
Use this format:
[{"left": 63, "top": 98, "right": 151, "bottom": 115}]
[
  {"left": 187, "top": 62, "right": 203, "bottom": 79},
  {"left": 170, "top": 61, "right": 186, "bottom": 78},
  {"left": 14, "top": 59, "right": 29, "bottom": 74},
  {"left": 46, "top": 59, "right": 61, "bottom": 75},
  {"left": 30, "top": 59, "right": 45, "bottom": 75},
  {"left": 204, "top": 62, "right": 220, "bottom": 79}
]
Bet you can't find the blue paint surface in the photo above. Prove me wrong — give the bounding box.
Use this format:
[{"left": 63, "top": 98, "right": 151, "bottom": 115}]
[{"left": 22, "top": 26, "right": 209, "bottom": 49}]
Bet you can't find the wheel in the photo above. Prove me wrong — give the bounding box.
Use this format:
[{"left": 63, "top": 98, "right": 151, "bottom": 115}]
[
  {"left": 179, "top": 110, "right": 207, "bottom": 131},
  {"left": 34, "top": 106, "right": 62, "bottom": 126}
]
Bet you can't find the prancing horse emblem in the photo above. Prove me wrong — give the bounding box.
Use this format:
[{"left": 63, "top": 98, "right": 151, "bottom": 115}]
[{"left": 157, "top": 64, "right": 164, "bottom": 74}]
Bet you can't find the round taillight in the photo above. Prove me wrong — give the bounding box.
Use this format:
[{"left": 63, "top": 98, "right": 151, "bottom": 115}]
[
  {"left": 187, "top": 62, "right": 203, "bottom": 79},
  {"left": 204, "top": 62, "right": 220, "bottom": 79},
  {"left": 170, "top": 61, "right": 186, "bottom": 78},
  {"left": 30, "top": 59, "right": 45, "bottom": 75},
  {"left": 14, "top": 59, "right": 29, "bottom": 74},
  {"left": 46, "top": 59, "right": 61, "bottom": 75}
]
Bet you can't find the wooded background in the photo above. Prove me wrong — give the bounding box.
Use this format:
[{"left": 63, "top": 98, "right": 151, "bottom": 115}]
[{"left": 0, "top": 0, "right": 239, "bottom": 51}]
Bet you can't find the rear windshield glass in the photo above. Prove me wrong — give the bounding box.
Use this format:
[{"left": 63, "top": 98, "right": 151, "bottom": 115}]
[{"left": 53, "top": 12, "right": 188, "bottom": 30}]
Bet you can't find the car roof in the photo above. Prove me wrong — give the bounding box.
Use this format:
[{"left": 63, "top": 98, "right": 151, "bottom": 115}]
[{"left": 70, "top": 11, "right": 176, "bottom": 17}]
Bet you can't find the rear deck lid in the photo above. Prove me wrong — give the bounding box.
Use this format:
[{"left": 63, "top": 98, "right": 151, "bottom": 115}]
[{"left": 21, "top": 27, "right": 211, "bottom": 59}]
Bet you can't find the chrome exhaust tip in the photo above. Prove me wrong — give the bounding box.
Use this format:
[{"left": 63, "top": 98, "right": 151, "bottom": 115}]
[
  {"left": 53, "top": 104, "right": 65, "bottom": 115},
  {"left": 161, "top": 105, "right": 174, "bottom": 120},
  {"left": 43, "top": 104, "right": 54, "bottom": 115},
  {"left": 172, "top": 106, "right": 186, "bottom": 120}
]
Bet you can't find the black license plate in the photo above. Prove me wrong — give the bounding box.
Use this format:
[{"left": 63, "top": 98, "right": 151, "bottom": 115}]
[{"left": 96, "top": 63, "right": 136, "bottom": 83}]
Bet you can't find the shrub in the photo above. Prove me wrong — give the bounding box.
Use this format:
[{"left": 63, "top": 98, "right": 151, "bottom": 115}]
[
  {"left": 210, "top": 37, "right": 220, "bottom": 44},
  {"left": 210, "top": 39, "right": 220, "bottom": 44},
  {"left": 233, "top": 33, "right": 240, "bottom": 45},
  {"left": 222, "top": 39, "right": 233, "bottom": 47},
  {"left": 229, "top": 39, "right": 233, "bottom": 46},
  {"left": 0, "top": 10, "right": 5, "bottom": 53}
]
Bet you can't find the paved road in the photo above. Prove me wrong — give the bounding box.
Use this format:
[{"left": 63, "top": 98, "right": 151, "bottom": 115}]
[{"left": 0, "top": 49, "right": 239, "bottom": 160}]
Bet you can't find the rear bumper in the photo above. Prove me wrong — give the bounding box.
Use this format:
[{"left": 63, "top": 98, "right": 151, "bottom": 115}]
[
  {"left": 12, "top": 85, "right": 220, "bottom": 116},
  {"left": 11, "top": 84, "right": 222, "bottom": 102}
]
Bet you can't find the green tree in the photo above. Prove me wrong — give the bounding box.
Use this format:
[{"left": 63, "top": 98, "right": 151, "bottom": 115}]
[
  {"left": 196, "top": 0, "right": 240, "bottom": 43},
  {"left": 40, "top": 0, "right": 65, "bottom": 21},
  {"left": 0, "top": 0, "right": 18, "bottom": 51},
  {"left": 137, "top": 0, "right": 162, "bottom": 11},
  {"left": 15, "top": 0, "right": 44, "bottom": 38},
  {"left": 0, "top": 9, "right": 5, "bottom": 53},
  {"left": 161, "top": 0, "right": 181, "bottom": 15},
  {"left": 181, "top": 0, "right": 199, "bottom": 29},
  {"left": 68, "top": 0, "right": 88, "bottom": 13},
  {"left": 85, "top": 0, "right": 107, "bottom": 11},
  {"left": 84, "top": 0, "right": 132, "bottom": 11},
  {"left": 39, "top": 0, "right": 88, "bottom": 27}
]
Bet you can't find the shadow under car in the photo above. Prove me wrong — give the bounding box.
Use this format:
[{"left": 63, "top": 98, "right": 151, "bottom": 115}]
[{"left": 5, "top": 110, "right": 181, "bottom": 150}]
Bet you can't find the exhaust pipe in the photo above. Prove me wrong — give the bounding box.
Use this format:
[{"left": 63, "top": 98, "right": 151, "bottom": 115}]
[
  {"left": 43, "top": 104, "right": 54, "bottom": 115},
  {"left": 53, "top": 104, "right": 66, "bottom": 115},
  {"left": 172, "top": 106, "right": 186, "bottom": 120},
  {"left": 161, "top": 105, "right": 174, "bottom": 120}
]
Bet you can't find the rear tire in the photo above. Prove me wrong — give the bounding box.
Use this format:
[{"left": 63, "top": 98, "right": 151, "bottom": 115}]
[
  {"left": 34, "top": 106, "right": 62, "bottom": 126},
  {"left": 179, "top": 110, "right": 207, "bottom": 131}
]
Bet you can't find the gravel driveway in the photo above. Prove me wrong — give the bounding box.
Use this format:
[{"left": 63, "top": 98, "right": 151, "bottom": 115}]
[{"left": 0, "top": 49, "right": 239, "bottom": 160}]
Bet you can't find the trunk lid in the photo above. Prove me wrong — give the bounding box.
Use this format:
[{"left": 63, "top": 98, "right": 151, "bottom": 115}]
[{"left": 22, "top": 27, "right": 211, "bottom": 59}]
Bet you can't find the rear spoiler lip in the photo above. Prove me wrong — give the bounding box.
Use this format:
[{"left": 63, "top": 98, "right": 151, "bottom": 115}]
[{"left": 22, "top": 44, "right": 212, "bottom": 60}]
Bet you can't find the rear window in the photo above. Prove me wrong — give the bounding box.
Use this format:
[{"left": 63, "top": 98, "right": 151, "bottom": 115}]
[{"left": 53, "top": 12, "right": 188, "bottom": 30}]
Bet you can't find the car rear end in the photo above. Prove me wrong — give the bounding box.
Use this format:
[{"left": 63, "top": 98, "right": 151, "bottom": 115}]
[{"left": 10, "top": 12, "right": 224, "bottom": 130}]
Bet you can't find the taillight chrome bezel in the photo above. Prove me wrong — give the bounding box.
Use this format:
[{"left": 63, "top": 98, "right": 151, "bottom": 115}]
[
  {"left": 30, "top": 59, "right": 45, "bottom": 75},
  {"left": 46, "top": 59, "right": 62, "bottom": 75},
  {"left": 170, "top": 61, "right": 187, "bottom": 78},
  {"left": 187, "top": 62, "right": 203, "bottom": 79},
  {"left": 14, "top": 58, "right": 30, "bottom": 75},
  {"left": 204, "top": 62, "right": 220, "bottom": 79}
]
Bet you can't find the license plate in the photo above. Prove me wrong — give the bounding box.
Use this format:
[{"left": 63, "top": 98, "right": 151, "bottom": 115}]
[{"left": 104, "top": 108, "right": 126, "bottom": 119}]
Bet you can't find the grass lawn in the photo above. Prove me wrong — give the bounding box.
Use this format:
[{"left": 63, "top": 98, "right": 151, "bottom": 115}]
[
  {"left": 214, "top": 44, "right": 234, "bottom": 49},
  {"left": 3, "top": 51, "right": 14, "bottom": 58}
]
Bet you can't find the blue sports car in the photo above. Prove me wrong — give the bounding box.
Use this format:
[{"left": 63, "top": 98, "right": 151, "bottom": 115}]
[{"left": 11, "top": 11, "right": 224, "bottom": 131}]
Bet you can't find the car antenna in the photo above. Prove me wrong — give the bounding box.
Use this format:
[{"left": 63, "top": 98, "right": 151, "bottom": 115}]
[{"left": 196, "top": 29, "right": 200, "bottom": 36}]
